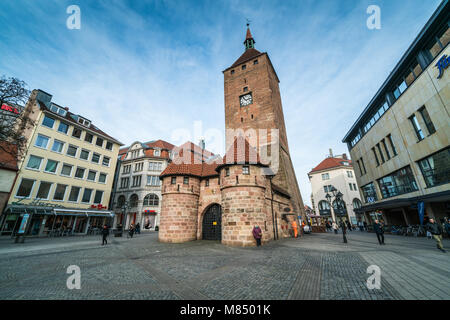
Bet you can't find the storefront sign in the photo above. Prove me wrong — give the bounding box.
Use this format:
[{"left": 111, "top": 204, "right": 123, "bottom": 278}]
[
  {"left": 17, "top": 214, "right": 30, "bottom": 234},
  {"left": 367, "top": 197, "right": 375, "bottom": 203},
  {"left": 436, "top": 54, "right": 449, "bottom": 79},
  {"left": 1, "top": 104, "right": 20, "bottom": 114}
]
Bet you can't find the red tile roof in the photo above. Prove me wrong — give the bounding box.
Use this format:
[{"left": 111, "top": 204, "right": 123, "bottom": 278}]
[
  {"left": 159, "top": 141, "right": 218, "bottom": 178},
  {"left": 229, "top": 48, "right": 263, "bottom": 69},
  {"left": 309, "top": 157, "right": 353, "bottom": 174},
  {"left": 118, "top": 139, "right": 175, "bottom": 161},
  {"left": 160, "top": 137, "right": 267, "bottom": 178},
  {"left": 172, "top": 141, "right": 214, "bottom": 163},
  {"left": 119, "top": 139, "right": 175, "bottom": 155},
  {"left": 0, "top": 141, "right": 18, "bottom": 171},
  {"left": 160, "top": 161, "right": 219, "bottom": 178},
  {"left": 220, "top": 136, "right": 263, "bottom": 167}
]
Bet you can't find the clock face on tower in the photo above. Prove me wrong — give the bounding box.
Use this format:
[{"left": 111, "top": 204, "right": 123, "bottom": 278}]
[{"left": 240, "top": 93, "right": 253, "bottom": 107}]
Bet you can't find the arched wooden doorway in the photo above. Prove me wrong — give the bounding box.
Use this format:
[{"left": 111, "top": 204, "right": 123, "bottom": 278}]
[{"left": 202, "top": 204, "right": 222, "bottom": 240}]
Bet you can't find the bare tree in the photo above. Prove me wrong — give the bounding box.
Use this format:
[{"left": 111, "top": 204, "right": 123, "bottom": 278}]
[{"left": 0, "top": 76, "right": 34, "bottom": 167}]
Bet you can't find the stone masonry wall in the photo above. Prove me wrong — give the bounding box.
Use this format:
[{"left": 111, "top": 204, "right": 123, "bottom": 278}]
[
  {"left": 220, "top": 165, "right": 270, "bottom": 246},
  {"left": 159, "top": 176, "right": 200, "bottom": 243}
]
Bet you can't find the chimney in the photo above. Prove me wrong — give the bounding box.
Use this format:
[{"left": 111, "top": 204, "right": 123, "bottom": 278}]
[
  {"left": 342, "top": 153, "right": 348, "bottom": 160},
  {"left": 329, "top": 148, "right": 333, "bottom": 158}
]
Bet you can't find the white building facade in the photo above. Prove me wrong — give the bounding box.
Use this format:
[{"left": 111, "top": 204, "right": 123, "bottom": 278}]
[
  {"left": 308, "top": 151, "right": 363, "bottom": 225},
  {"left": 112, "top": 140, "right": 174, "bottom": 231}
]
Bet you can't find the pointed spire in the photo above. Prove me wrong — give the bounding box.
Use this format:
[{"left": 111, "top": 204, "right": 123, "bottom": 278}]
[{"left": 244, "top": 23, "right": 255, "bottom": 51}]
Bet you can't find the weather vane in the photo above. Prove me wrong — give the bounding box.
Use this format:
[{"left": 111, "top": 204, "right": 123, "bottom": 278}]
[{"left": 246, "top": 18, "right": 251, "bottom": 27}]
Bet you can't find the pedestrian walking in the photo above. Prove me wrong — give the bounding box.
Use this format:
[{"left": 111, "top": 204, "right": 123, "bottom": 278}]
[
  {"left": 135, "top": 223, "right": 141, "bottom": 235},
  {"left": 358, "top": 220, "right": 364, "bottom": 232},
  {"left": 426, "top": 218, "right": 446, "bottom": 253},
  {"left": 346, "top": 220, "right": 352, "bottom": 231},
  {"left": 332, "top": 221, "right": 338, "bottom": 234},
  {"left": 101, "top": 225, "right": 109, "bottom": 245},
  {"left": 340, "top": 220, "right": 348, "bottom": 243},
  {"left": 252, "top": 225, "right": 262, "bottom": 246},
  {"left": 292, "top": 220, "right": 298, "bottom": 238},
  {"left": 373, "top": 219, "right": 385, "bottom": 245},
  {"left": 363, "top": 221, "right": 368, "bottom": 231},
  {"left": 444, "top": 218, "right": 450, "bottom": 238},
  {"left": 127, "top": 224, "right": 135, "bottom": 239}
]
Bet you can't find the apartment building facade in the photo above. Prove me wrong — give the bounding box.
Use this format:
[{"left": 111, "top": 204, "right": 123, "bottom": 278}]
[
  {"left": 112, "top": 139, "right": 175, "bottom": 230},
  {"left": 342, "top": 1, "right": 450, "bottom": 225},
  {"left": 308, "top": 151, "right": 362, "bottom": 225},
  {"left": 0, "top": 89, "right": 122, "bottom": 236}
]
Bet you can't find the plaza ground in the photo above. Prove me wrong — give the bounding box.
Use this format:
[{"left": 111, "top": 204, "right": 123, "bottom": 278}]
[{"left": 0, "top": 230, "right": 448, "bottom": 300}]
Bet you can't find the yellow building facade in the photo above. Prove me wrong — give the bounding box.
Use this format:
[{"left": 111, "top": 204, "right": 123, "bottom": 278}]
[{"left": 1, "top": 89, "right": 122, "bottom": 236}]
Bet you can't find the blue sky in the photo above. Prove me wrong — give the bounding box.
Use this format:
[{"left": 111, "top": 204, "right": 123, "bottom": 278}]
[{"left": 0, "top": 0, "right": 443, "bottom": 205}]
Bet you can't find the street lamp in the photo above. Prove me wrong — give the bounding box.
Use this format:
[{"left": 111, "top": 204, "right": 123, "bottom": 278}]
[
  {"left": 326, "top": 185, "right": 347, "bottom": 243},
  {"left": 113, "top": 199, "right": 130, "bottom": 236}
]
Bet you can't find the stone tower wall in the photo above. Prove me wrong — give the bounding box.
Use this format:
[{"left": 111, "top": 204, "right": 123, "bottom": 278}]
[
  {"left": 159, "top": 175, "right": 200, "bottom": 243},
  {"left": 219, "top": 165, "right": 272, "bottom": 246}
]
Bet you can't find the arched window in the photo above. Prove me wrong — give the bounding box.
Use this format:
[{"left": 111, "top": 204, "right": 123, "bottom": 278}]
[
  {"left": 129, "top": 194, "right": 139, "bottom": 207},
  {"left": 353, "top": 198, "right": 362, "bottom": 209},
  {"left": 332, "top": 199, "right": 346, "bottom": 210},
  {"left": 117, "top": 195, "right": 125, "bottom": 208},
  {"left": 318, "top": 200, "right": 330, "bottom": 210},
  {"left": 143, "top": 194, "right": 159, "bottom": 206}
]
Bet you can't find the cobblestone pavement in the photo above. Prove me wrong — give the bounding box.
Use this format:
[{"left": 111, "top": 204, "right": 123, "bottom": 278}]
[{"left": 0, "top": 230, "right": 449, "bottom": 300}]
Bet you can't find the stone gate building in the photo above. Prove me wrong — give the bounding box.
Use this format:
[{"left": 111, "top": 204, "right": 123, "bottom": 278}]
[{"left": 159, "top": 27, "right": 306, "bottom": 246}]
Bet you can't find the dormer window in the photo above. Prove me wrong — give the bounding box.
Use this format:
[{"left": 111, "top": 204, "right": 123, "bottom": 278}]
[
  {"left": 154, "top": 149, "right": 161, "bottom": 157},
  {"left": 72, "top": 114, "right": 91, "bottom": 128},
  {"left": 49, "top": 104, "right": 67, "bottom": 117},
  {"left": 77, "top": 117, "right": 90, "bottom": 127}
]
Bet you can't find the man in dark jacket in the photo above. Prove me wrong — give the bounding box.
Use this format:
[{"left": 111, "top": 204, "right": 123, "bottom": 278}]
[
  {"left": 252, "top": 225, "right": 262, "bottom": 247},
  {"left": 373, "top": 220, "right": 385, "bottom": 245},
  {"left": 135, "top": 223, "right": 141, "bottom": 235},
  {"left": 101, "top": 225, "right": 109, "bottom": 245},
  {"left": 426, "top": 218, "right": 446, "bottom": 253}
]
